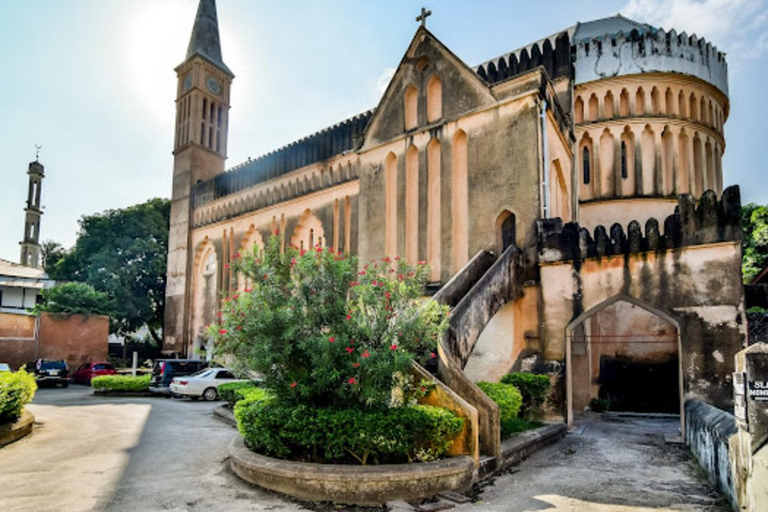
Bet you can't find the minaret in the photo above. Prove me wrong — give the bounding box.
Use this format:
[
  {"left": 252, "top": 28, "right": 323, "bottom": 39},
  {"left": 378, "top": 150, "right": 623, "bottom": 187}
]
[
  {"left": 19, "top": 156, "right": 44, "bottom": 269},
  {"left": 164, "top": 0, "right": 234, "bottom": 355}
]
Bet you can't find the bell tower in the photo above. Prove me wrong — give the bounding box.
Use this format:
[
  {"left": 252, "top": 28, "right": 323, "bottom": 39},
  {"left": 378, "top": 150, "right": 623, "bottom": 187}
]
[
  {"left": 19, "top": 156, "right": 45, "bottom": 269},
  {"left": 164, "top": 0, "right": 234, "bottom": 355}
]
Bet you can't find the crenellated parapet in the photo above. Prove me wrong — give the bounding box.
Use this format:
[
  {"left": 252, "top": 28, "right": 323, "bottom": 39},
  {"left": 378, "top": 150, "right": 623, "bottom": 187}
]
[
  {"left": 476, "top": 32, "right": 571, "bottom": 85},
  {"left": 538, "top": 186, "right": 741, "bottom": 263},
  {"left": 574, "top": 27, "right": 728, "bottom": 97}
]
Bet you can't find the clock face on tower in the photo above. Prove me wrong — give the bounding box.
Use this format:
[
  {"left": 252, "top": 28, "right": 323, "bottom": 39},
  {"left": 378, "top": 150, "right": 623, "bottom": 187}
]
[
  {"left": 206, "top": 76, "right": 222, "bottom": 96},
  {"left": 183, "top": 74, "right": 192, "bottom": 92}
]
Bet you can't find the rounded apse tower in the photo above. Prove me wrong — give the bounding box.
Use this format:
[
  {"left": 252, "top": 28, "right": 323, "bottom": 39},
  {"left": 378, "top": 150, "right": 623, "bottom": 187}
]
[{"left": 571, "top": 15, "right": 728, "bottom": 231}]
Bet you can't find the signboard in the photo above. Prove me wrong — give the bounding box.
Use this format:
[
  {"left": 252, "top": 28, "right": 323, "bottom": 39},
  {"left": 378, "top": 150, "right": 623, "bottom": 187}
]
[
  {"left": 734, "top": 372, "right": 747, "bottom": 425},
  {"left": 748, "top": 380, "right": 768, "bottom": 401}
]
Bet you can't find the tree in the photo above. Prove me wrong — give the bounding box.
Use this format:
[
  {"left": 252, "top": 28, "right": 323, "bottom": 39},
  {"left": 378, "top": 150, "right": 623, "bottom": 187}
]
[
  {"left": 41, "top": 240, "right": 65, "bottom": 272},
  {"left": 48, "top": 198, "right": 170, "bottom": 345},
  {"left": 742, "top": 203, "right": 768, "bottom": 283},
  {"left": 35, "top": 282, "right": 113, "bottom": 316}
]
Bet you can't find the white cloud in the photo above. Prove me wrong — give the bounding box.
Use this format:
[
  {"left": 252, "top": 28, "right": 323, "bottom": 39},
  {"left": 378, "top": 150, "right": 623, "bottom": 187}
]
[
  {"left": 622, "top": 0, "right": 768, "bottom": 64},
  {"left": 376, "top": 68, "right": 396, "bottom": 95}
]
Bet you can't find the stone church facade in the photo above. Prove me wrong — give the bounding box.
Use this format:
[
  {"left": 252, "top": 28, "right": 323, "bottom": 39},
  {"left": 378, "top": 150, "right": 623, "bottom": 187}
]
[{"left": 164, "top": 0, "right": 744, "bottom": 434}]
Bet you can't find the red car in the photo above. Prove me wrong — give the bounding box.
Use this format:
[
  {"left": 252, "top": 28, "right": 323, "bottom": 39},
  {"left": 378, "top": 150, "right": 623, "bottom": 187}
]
[{"left": 72, "top": 362, "right": 116, "bottom": 385}]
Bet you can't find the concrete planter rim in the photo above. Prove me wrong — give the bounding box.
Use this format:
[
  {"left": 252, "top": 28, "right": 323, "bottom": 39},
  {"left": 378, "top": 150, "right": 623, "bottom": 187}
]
[
  {"left": 229, "top": 434, "right": 475, "bottom": 504},
  {"left": 0, "top": 409, "right": 35, "bottom": 447}
]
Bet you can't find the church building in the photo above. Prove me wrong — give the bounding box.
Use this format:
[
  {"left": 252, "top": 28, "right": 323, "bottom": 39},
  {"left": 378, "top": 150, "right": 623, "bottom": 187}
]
[{"left": 164, "top": 0, "right": 745, "bottom": 438}]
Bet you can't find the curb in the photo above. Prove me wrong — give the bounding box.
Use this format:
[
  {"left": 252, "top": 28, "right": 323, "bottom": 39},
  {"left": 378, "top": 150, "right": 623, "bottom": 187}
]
[
  {"left": 92, "top": 390, "right": 155, "bottom": 397},
  {"left": 0, "top": 409, "right": 35, "bottom": 448},
  {"left": 213, "top": 405, "right": 237, "bottom": 427}
]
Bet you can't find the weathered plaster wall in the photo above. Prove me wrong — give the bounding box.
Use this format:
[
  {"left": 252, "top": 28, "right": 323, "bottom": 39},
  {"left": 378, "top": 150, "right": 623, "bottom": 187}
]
[
  {"left": 37, "top": 313, "right": 109, "bottom": 370},
  {"left": 685, "top": 399, "right": 738, "bottom": 510}
]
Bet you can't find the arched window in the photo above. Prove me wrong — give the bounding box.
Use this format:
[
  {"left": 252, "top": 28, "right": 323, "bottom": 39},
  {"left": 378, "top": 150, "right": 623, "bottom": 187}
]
[
  {"left": 651, "top": 87, "right": 661, "bottom": 114},
  {"left": 689, "top": 93, "right": 698, "bottom": 121},
  {"left": 452, "top": 130, "right": 469, "bottom": 272},
  {"left": 574, "top": 97, "right": 584, "bottom": 124},
  {"left": 665, "top": 88, "right": 675, "bottom": 115},
  {"left": 678, "top": 91, "right": 687, "bottom": 118},
  {"left": 604, "top": 91, "right": 614, "bottom": 119},
  {"left": 588, "top": 94, "right": 598, "bottom": 121},
  {"left": 427, "top": 75, "right": 442, "bottom": 122},
  {"left": 496, "top": 210, "right": 516, "bottom": 254},
  {"left": 582, "top": 146, "right": 591, "bottom": 184},
  {"left": 404, "top": 85, "right": 418, "bottom": 130},
  {"left": 427, "top": 138, "right": 442, "bottom": 282},
  {"left": 621, "top": 141, "right": 627, "bottom": 179},
  {"left": 385, "top": 153, "right": 398, "bottom": 258},
  {"left": 620, "top": 89, "right": 629, "bottom": 117},
  {"left": 405, "top": 145, "right": 419, "bottom": 263},
  {"left": 636, "top": 87, "right": 646, "bottom": 115}
]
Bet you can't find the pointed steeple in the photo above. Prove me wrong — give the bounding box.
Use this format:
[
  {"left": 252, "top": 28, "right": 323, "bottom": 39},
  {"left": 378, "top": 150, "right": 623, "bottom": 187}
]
[{"left": 184, "top": 0, "right": 233, "bottom": 76}]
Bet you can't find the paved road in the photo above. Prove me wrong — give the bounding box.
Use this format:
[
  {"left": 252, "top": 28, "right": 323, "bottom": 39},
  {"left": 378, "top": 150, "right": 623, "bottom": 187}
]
[
  {"left": 0, "top": 386, "right": 303, "bottom": 512},
  {"left": 0, "top": 388, "right": 725, "bottom": 512},
  {"left": 453, "top": 415, "right": 727, "bottom": 512}
]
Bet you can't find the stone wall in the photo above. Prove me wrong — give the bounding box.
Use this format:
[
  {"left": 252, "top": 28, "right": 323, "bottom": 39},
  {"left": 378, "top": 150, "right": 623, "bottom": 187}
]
[
  {"left": 37, "top": 313, "right": 109, "bottom": 370},
  {"left": 685, "top": 399, "right": 738, "bottom": 510},
  {"left": 0, "top": 312, "right": 37, "bottom": 370}
]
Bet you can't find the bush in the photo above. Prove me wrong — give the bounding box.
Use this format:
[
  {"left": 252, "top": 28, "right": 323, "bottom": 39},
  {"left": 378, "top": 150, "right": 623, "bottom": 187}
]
[
  {"left": 0, "top": 370, "right": 37, "bottom": 423},
  {"left": 235, "top": 400, "right": 464, "bottom": 465},
  {"left": 91, "top": 374, "right": 150, "bottom": 392},
  {"left": 219, "top": 381, "right": 260, "bottom": 407},
  {"left": 34, "top": 282, "right": 113, "bottom": 317},
  {"left": 210, "top": 235, "right": 449, "bottom": 409},
  {"left": 501, "top": 372, "right": 550, "bottom": 419},
  {"left": 477, "top": 381, "right": 523, "bottom": 437}
]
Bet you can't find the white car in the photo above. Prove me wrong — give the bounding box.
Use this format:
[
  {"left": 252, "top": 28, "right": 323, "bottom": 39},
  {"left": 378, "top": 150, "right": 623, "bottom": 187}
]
[{"left": 169, "top": 368, "right": 247, "bottom": 401}]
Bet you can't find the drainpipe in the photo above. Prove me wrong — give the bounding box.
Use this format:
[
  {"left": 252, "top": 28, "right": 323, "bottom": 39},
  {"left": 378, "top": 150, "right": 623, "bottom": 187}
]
[{"left": 540, "top": 98, "right": 550, "bottom": 219}]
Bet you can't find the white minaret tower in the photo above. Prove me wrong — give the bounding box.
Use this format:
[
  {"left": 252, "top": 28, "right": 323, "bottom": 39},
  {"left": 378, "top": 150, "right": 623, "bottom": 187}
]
[{"left": 20, "top": 148, "right": 44, "bottom": 269}]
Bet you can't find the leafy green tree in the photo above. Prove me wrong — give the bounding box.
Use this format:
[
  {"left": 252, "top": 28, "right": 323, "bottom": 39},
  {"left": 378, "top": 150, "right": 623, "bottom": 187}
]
[
  {"left": 48, "top": 198, "right": 170, "bottom": 344},
  {"left": 40, "top": 240, "right": 65, "bottom": 272},
  {"left": 210, "top": 236, "right": 449, "bottom": 409},
  {"left": 35, "top": 282, "right": 113, "bottom": 316},
  {"left": 742, "top": 203, "right": 768, "bottom": 283}
]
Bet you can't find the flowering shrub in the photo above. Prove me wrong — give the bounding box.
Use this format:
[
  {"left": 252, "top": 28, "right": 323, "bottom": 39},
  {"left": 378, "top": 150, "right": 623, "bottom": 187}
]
[
  {"left": 234, "top": 396, "right": 464, "bottom": 465},
  {"left": 210, "top": 236, "right": 449, "bottom": 409}
]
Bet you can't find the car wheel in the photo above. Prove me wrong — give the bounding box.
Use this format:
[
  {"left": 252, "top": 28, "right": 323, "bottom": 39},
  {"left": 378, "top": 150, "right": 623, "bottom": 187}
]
[{"left": 202, "top": 387, "right": 218, "bottom": 401}]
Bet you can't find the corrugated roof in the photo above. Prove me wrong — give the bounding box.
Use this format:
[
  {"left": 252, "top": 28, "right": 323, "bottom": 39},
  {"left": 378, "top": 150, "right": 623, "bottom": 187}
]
[
  {"left": 572, "top": 14, "right": 655, "bottom": 43},
  {"left": 0, "top": 259, "right": 48, "bottom": 279}
]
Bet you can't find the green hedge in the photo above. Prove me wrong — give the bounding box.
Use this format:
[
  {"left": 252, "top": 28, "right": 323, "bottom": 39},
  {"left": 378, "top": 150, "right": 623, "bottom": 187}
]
[
  {"left": 235, "top": 397, "right": 464, "bottom": 465},
  {"left": 477, "top": 381, "right": 523, "bottom": 437},
  {"left": 218, "top": 381, "right": 262, "bottom": 407},
  {"left": 0, "top": 370, "right": 37, "bottom": 423},
  {"left": 500, "top": 372, "right": 550, "bottom": 419},
  {"left": 91, "top": 374, "right": 151, "bottom": 392}
]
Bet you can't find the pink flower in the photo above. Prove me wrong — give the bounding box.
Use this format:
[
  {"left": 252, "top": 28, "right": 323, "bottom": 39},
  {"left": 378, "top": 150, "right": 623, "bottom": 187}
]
[
  {"left": 384, "top": 292, "right": 391, "bottom": 300},
  {"left": 418, "top": 260, "right": 426, "bottom": 265},
  {"left": 290, "top": 382, "right": 297, "bottom": 388},
  {"left": 316, "top": 246, "right": 323, "bottom": 253},
  {"left": 359, "top": 270, "right": 366, "bottom": 276},
  {"left": 347, "top": 377, "right": 357, "bottom": 385},
  {"left": 329, "top": 336, "right": 336, "bottom": 343},
  {"left": 291, "top": 258, "right": 297, "bottom": 266},
  {"left": 219, "top": 329, "right": 227, "bottom": 334},
  {"left": 233, "top": 253, "right": 241, "bottom": 259},
  {"left": 352, "top": 362, "right": 360, "bottom": 368},
  {"left": 346, "top": 314, "right": 352, "bottom": 320},
  {"left": 224, "top": 263, "right": 230, "bottom": 269},
  {"left": 232, "top": 294, "right": 239, "bottom": 300},
  {"left": 430, "top": 352, "right": 437, "bottom": 359},
  {"left": 244, "top": 288, "right": 253, "bottom": 293},
  {"left": 361, "top": 350, "right": 370, "bottom": 358},
  {"left": 390, "top": 344, "right": 398, "bottom": 351},
  {"left": 346, "top": 347, "right": 354, "bottom": 354},
  {"left": 300, "top": 249, "right": 307, "bottom": 256},
  {"left": 395, "top": 256, "right": 401, "bottom": 261}
]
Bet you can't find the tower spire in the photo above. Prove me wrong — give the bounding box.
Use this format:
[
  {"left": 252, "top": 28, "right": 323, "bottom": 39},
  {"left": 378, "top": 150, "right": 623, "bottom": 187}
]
[
  {"left": 20, "top": 156, "right": 44, "bottom": 269},
  {"left": 185, "top": 0, "right": 232, "bottom": 76}
]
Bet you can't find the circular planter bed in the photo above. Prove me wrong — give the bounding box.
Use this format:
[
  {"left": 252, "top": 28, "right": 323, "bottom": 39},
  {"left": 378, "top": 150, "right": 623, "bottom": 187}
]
[
  {"left": 229, "top": 435, "right": 474, "bottom": 505},
  {"left": 0, "top": 410, "right": 35, "bottom": 448}
]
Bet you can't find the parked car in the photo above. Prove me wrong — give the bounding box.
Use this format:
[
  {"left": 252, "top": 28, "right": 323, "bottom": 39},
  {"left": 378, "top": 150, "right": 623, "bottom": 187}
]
[
  {"left": 170, "top": 368, "right": 246, "bottom": 401},
  {"left": 25, "top": 359, "right": 69, "bottom": 387},
  {"left": 72, "top": 362, "right": 117, "bottom": 385},
  {"left": 149, "top": 359, "right": 208, "bottom": 395},
  {"left": 0, "top": 363, "right": 11, "bottom": 372}
]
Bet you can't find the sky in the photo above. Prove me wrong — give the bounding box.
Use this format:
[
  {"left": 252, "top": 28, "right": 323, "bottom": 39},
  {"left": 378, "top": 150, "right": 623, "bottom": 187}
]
[{"left": 0, "top": 0, "right": 766, "bottom": 262}]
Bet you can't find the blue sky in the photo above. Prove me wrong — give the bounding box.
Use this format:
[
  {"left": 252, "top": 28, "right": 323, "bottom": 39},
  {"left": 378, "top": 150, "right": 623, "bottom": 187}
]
[{"left": 0, "top": 0, "right": 766, "bottom": 261}]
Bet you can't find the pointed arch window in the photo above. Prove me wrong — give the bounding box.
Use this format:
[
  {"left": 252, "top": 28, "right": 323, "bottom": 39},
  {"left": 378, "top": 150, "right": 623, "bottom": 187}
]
[
  {"left": 582, "top": 146, "right": 591, "bottom": 185},
  {"left": 621, "top": 141, "right": 628, "bottom": 179}
]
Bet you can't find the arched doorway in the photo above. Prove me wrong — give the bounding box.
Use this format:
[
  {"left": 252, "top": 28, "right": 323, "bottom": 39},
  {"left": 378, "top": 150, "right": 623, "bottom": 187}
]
[{"left": 566, "top": 295, "right": 683, "bottom": 432}]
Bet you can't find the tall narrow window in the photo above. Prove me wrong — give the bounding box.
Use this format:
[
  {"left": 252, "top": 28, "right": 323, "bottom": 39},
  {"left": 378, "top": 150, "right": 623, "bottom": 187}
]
[
  {"left": 427, "top": 139, "right": 442, "bottom": 282},
  {"left": 427, "top": 75, "right": 442, "bottom": 122},
  {"left": 405, "top": 145, "right": 419, "bottom": 263},
  {"left": 404, "top": 85, "right": 418, "bottom": 131},
  {"left": 452, "top": 130, "right": 469, "bottom": 272},
  {"left": 200, "top": 122, "right": 205, "bottom": 145},
  {"left": 621, "top": 141, "right": 627, "bottom": 179},
  {"left": 385, "top": 153, "right": 398, "bottom": 258},
  {"left": 582, "top": 146, "right": 591, "bottom": 184},
  {"left": 217, "top": 106, "right": 223, "bottom": 128}
]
